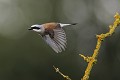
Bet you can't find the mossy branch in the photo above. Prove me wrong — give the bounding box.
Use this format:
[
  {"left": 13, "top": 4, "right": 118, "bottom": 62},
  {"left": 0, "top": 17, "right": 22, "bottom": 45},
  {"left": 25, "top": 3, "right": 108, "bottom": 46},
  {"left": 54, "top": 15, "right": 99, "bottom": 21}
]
[
  {"left": 53, "top": 12, "right": 120, "bottom": 80},
  {"left": 80, "top": 12, "right": 120, "bottom": 80}
]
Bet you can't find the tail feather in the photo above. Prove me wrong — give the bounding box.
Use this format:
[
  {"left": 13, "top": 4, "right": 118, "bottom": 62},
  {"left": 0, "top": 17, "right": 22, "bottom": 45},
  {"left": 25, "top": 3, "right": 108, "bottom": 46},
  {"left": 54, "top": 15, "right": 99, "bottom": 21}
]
[{"left": 71, "top": 23, "right": 77, "bottom": 25}]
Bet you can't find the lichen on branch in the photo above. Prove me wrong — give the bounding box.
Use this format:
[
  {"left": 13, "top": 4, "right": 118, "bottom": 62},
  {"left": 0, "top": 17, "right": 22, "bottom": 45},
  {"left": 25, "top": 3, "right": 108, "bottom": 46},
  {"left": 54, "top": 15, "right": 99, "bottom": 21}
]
[{"left": 80, "top": 12, "right": 120, "bottom": 80}]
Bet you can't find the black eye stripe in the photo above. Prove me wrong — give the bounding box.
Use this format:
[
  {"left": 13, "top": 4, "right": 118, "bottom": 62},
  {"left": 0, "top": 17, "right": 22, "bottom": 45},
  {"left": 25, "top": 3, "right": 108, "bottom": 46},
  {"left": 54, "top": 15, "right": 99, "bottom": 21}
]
[{"left": 32, "top": 27, "right": 40, "bottom": 29}]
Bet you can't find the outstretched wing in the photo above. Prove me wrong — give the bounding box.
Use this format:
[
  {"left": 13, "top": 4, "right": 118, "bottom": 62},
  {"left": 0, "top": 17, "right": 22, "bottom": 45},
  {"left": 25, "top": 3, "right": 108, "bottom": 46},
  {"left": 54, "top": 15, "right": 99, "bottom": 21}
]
[{"left": 42, "top": 25, "right": 67, "bottom": 53}]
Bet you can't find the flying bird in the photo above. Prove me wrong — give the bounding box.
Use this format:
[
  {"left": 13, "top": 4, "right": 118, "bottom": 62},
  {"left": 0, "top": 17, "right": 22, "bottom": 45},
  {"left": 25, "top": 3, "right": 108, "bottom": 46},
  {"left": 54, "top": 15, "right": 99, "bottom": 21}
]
[{"left": 28, "top": 22, "right": 77, "bottom": 53}]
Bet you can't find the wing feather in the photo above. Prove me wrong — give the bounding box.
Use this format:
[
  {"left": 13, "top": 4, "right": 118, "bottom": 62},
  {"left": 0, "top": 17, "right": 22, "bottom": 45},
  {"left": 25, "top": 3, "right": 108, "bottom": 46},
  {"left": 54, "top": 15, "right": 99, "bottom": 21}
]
[
  {"left": 43, "top": 35, "right": 60, "bottom": 53},
  {"left": 42, "top": 25, "right": 67, "bottom": 53},
  {"left": 53, "top": 28, "right": 67, "bottom": 50}
]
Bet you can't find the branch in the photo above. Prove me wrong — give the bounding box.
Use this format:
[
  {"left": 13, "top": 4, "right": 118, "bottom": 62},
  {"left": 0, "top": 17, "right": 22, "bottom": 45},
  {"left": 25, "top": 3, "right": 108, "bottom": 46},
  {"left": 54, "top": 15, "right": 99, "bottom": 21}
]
[
  {"left": 80, "top": 12, "right": 120, "bottom": 80},
  {"left": 53, "top": 66, "right": 72, "bottom": 80}
]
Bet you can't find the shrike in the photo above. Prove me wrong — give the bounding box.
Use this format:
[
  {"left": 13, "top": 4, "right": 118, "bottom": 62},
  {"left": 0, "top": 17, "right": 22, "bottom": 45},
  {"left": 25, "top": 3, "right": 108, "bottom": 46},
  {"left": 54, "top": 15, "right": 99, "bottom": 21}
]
[{"left": 28, "top": 22, "right": 76, "bottom": 53}]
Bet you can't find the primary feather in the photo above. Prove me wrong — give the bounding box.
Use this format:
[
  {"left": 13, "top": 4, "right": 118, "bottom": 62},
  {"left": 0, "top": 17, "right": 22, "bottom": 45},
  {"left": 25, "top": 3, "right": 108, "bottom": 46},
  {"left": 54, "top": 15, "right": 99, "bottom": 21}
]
[{"left": 42, "top": 25, "right": 67, "bottom": 53}]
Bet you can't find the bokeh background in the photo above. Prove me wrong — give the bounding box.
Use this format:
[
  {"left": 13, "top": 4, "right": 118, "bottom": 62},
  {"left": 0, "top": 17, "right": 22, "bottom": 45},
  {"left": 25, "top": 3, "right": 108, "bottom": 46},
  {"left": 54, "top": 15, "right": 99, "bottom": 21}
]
[{"left": 0, "top": 0, "right": 120, "bottom": 80}]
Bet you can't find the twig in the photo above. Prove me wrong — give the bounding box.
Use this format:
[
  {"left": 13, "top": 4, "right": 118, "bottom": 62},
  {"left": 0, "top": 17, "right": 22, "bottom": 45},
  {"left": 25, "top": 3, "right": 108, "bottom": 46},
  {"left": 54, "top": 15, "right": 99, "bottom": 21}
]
[{"left": 53, "top": 65, "right": 71, "bottom": 80}]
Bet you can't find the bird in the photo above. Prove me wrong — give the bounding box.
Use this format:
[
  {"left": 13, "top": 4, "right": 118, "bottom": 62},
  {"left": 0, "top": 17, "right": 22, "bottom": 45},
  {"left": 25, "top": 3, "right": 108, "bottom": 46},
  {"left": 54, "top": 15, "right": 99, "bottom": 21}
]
[{"left": 28, "top": 22, "right": 77, "bottom": 53}]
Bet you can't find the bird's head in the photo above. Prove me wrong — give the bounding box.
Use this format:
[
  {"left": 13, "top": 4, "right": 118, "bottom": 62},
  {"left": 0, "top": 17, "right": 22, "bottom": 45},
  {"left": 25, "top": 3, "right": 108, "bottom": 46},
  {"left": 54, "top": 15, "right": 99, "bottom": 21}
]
[{"left": 28, "top": 24, "right": 45, "bottom": 33}]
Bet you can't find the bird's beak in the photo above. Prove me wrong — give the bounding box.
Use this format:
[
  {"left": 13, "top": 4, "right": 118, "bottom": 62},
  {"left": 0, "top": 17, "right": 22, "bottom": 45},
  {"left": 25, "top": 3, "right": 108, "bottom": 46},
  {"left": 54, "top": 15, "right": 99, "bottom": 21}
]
[{"left": 28, "top": 28, "right": 32, "bottom": 30}]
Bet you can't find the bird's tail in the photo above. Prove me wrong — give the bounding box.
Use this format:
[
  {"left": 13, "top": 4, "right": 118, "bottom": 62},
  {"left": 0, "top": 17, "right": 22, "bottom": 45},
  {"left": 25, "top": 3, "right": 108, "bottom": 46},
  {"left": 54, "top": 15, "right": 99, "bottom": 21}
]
[
  {"left": 59, "top": 23, "right": 77, "bottom": 27},
  {"left": 71, "top": 23, "right": 77, "bottom": 25}
]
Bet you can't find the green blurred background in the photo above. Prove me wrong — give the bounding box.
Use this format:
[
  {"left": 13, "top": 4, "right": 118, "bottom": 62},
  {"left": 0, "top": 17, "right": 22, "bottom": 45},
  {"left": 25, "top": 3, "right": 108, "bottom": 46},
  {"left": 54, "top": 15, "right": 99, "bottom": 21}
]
[{"left": 0, "top": 0, "right": 120, "bottom": 80}]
